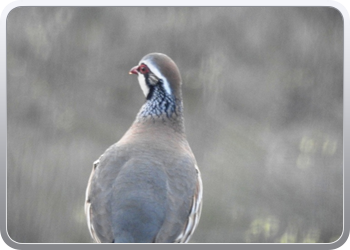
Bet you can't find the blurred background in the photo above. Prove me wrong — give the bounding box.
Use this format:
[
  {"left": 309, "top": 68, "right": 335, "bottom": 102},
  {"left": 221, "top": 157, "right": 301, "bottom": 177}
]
[{"left": 7, "top": 7, "right": 343, "bottom": 243}]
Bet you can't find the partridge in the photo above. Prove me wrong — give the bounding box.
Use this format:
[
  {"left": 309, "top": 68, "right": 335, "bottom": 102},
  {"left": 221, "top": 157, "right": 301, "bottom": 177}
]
[{"left": 85, "top": 53, "right": 203, "bottom": 243}]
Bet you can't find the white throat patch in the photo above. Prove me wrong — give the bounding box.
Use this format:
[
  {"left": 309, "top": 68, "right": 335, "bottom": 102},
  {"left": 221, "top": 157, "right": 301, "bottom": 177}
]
[{"left": 137, "top": 74, "right": 149, "bottom": 97}]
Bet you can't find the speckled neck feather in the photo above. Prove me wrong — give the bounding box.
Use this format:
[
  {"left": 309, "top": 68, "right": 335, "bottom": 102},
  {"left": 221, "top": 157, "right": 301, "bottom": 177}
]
[{"left": 135, "top": 84, "right": 184, "bottom": 132}]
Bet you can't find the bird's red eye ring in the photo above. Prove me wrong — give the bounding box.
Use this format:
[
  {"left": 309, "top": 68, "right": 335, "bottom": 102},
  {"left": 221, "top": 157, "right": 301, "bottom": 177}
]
[{"left": 138, "top": 64, "right": 150, "bottom": 74}]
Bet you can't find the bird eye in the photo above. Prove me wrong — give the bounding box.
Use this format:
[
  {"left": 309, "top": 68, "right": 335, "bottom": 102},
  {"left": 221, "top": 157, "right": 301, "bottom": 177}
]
[{"left": 138, "top": 64, "right": 149, "bottom": 74}]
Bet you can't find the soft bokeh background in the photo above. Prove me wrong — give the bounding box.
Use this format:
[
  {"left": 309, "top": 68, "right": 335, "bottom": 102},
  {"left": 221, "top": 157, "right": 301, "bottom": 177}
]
[{"left": 7, "top": 7, "right": 343, "bottom": 243}]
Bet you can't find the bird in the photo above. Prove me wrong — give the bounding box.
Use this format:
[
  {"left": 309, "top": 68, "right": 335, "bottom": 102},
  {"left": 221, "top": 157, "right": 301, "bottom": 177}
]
[{"left": 84, "top": 53, "right": 203, "bottom": 243}]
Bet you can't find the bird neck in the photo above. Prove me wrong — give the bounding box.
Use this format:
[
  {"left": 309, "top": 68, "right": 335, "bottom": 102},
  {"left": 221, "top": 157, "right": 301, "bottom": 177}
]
[{"left": 135, "top": 86, "right": 185, "bottom": 133}]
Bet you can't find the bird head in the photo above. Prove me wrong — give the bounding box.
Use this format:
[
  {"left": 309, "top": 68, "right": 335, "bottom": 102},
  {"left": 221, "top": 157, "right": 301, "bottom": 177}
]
[{"left": 129, "top": 53, "right": 182, "bottom": 100}]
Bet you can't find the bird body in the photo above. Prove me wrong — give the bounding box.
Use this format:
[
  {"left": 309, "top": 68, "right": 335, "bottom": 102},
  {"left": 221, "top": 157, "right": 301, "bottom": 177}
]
[{"left": 85, "top": 53, "right": 202, "bottom": 243}]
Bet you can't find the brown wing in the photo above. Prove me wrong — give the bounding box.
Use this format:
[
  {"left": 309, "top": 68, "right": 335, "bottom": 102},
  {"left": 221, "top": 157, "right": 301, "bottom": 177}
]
[
  {"left": 174, "top": 164, "right": 203, "bottom": 243},
  {"left": 84, "top": 158, "right": 101, "bottom": 243}
]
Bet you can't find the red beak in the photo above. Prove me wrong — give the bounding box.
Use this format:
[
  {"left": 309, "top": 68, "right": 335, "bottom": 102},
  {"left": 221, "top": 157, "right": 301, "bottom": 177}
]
[{"left": 129, "top": 66, "right": 138, "bottom": 75}]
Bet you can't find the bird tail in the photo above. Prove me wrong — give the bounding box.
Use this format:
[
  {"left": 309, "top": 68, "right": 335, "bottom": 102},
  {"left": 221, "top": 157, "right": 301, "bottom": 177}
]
[{"left": 113, "top": 232, "right": 135, "bottom": 243}]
